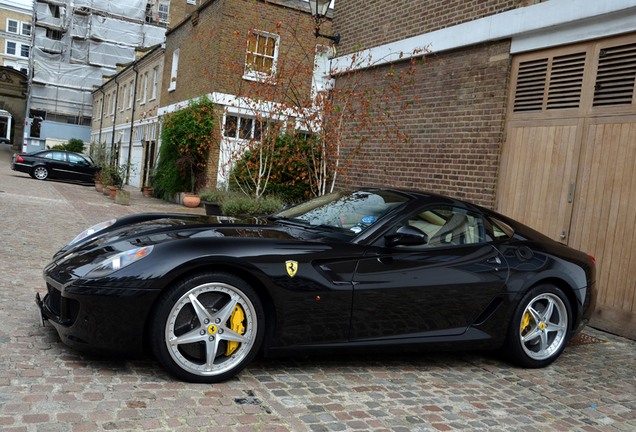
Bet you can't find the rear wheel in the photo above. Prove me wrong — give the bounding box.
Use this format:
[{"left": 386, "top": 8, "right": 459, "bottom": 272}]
[
  {"left": 32, "top": 166, "right": 49, "bottom": 180},
  {"left": 149, "top": 272, "right": 264, "bottom": 382},
  {"left": 504, "top": 284, "right": 571, "bottom": 368}
]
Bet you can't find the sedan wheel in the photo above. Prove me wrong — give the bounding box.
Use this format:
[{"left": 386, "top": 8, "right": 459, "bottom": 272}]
[
  {"left": 504, "top": 284, "right": 571, "bottom": 368},
  {"left": 150, "top": 272, "right": 264, "bottom": 383},
  {"left": 33, "top": 166, "right": 49, "bottom": 180}
]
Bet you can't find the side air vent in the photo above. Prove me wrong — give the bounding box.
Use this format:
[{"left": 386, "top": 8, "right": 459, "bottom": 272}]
[
  {"left": 547, "top": 52, "right": 585, "bottom": 110},
  {"left": 593, "top": 43, "right": 636, "bottom": 107},
  {"left": 513, "top": 58, "right": 548, "bottom": 112}
]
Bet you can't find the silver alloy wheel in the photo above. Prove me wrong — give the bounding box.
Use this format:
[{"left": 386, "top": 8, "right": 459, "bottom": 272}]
[
  {"left": 164, "top": 282, "right": 257, "bottom": 377},
  {"left": 33, "top": 166, "right": 48, "bottom": 180},
  {"left": 520, "top": 292, "right": 568, "bottom": 361}
]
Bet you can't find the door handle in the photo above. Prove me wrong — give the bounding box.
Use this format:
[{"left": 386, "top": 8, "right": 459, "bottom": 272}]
[{"left": 487, "top": 256, "right": 501, "bottom": 265}]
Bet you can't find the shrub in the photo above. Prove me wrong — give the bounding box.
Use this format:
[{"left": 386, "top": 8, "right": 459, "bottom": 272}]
[
  {"left": 158, "top": 96, "right": 216, "bottom": 196},
  {"left": 231, "top": 134, "right": 316, "bottom": 203},
  {"left": 65, "top": 138, "right": 85, "bottom": 153},
  {"left": 221, "top": 195, "right": 285, "bottom": 217},
  {"left": 198, "top": 188, "right": 239, "bottom": 203}
]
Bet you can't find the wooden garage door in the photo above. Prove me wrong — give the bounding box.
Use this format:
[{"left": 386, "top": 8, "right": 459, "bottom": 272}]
[
  {"left": 497, "top": 34, "right": 636, "bottom": 339},
  {"left": 568, "top": 119, "right": 636, "bottom": 336}
]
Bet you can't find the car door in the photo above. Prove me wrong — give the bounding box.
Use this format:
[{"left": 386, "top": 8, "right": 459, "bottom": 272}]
[
  {"left": 67, "top": 153, "right": 95, "bottom": 181},
  {"left": 42, "top": 151, "right": 71, "bottom": 178},
  {"left": 350, "top": 205, "right": 509, "bottom": 341}
]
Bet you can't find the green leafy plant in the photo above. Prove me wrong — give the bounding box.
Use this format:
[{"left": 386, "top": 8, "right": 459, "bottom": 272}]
[
  {"left": 155, "top": 96, "right": 216, "bottom": 199},
  {"left": 65, "top": 138, "right": 85, "bottom": 153},
  {"left": 198, "top": 188, "right": 239, "bottom": 203},
  {"left": 221, "top": 195, "right": 285, "bottom": 217},
  {"left": 231, "top": 133, "right": 316, "bottom": 203}
]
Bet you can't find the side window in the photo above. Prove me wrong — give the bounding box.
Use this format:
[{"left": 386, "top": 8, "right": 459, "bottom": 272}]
[
  {"left": 51, "top": 152, "right": 66, "bottom": 161},
  {"left": 488, "top": 217, "right": 514, "bottom": 241},
  {"left": 68, "top": 154, "right": 86, "bottom": 165},
  {"left": 398, "top": 206, "right": 485, "bottom": 248}
]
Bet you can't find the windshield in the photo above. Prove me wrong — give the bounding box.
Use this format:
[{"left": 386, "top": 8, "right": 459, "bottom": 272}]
[{"left": 274, "top": 189, "right": 411, "bottom": 235}]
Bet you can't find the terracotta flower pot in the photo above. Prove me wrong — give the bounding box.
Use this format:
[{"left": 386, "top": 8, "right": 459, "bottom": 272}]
[
  {"left": 142, "top": 187, "right": 153, "bottom": 197},
  {"left": 108, "top": 186, "right": 117, "bottom": 199},
  {"left": 183, "top": 194, "right": 201, "bottom": 208},
  {"left": 95, "top": 181, "right": 103, "bottom": 192}
]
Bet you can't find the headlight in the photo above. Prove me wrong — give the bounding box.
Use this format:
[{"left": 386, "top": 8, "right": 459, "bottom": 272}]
[
  {"left": 69, "top": 219, "right": 117, "bottom": 246},
  {"left": 84, "top": 246, "right": 153, "bottom": 278}
]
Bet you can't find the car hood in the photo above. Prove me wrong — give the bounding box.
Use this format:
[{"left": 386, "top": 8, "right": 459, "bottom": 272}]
[{"left": 80, "top": 215, "right": 316, "bottom": 249}]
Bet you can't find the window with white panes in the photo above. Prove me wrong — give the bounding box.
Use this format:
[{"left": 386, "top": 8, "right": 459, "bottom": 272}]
[
  {"left": 169, "top": 49, "right": 179, "bottom": 91},
  {"left": 128, "top": 80, "right": 134, "bottom": 108},
  {"left": 7, "top": 19, "right": 18, "bottom": 34},
  {"left": 244, "top": 30, "right": 279, "bottom": 80},
  {"left": 151, "top": 67, "right": 158, "bottom": 100}
]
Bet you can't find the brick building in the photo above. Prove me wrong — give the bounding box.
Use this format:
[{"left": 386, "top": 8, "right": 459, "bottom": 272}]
[
  {"left": 330, "top": 0, "right": 636, "bottom": 338},
  {"left": 158, "top": 0, "right": 329, "bottom": 185},
  {"left": 91, "top": 44, "right": 165, "bottom": 188}
]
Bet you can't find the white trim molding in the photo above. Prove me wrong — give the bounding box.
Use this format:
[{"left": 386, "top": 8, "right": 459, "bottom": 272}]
[{"left": 331, "top": 0, "right": 636, "bottom": 73}]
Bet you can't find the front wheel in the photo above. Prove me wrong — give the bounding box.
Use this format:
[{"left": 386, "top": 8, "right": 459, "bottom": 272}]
[
  {"left": 149, "top": 272, "right": 264, "bottom": 382},
  {"left": 503, "top": 284, "right": 571, "bottom": 368}
]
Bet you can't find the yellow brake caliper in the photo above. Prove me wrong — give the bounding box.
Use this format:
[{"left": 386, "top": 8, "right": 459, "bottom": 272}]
[
  {"left": 225, "top": 304, "right": 246, "bottom": 356},
  {"left": 521, "top": 311, "right": 532, "bottom": 334}
]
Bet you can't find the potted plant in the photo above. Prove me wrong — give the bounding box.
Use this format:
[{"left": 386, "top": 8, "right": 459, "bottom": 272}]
[
  {"left": 198, "top": 189, "right": 232, "bottom": 215},
  {"left": 112, "top": 162, "right": 135, "bottom": 205},
  {"left": 100, "top": 166, "right": 114, "bottom": 196},
  {"left": 221, "top": 195, "right": 285, "bottom": 217},
  {"left": 93, "top": 171, "right": 104, "bottom": 192}
]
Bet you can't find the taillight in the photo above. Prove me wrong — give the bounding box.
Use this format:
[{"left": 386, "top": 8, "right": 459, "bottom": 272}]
[
  {"left": 589, "top": 255, "right": 596, "bottom": 265},
  {"left": 15, "top": 155, "right": 24, "bottom": 162}
]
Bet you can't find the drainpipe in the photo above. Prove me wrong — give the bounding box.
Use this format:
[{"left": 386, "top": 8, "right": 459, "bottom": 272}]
[
  {"left": 127, "top": 62, "right": 140, "bottom": 184},
  {"left": 110, "top": 78, "right": 120, "bottom": 166}
]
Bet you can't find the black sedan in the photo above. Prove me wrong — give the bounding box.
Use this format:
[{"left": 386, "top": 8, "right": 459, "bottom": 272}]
[
  {"left": 36, "top": 188, "right": 596, "bottom": 382},
  {"left": 11, "top": 149, "right": 99, "bottom": 182}
]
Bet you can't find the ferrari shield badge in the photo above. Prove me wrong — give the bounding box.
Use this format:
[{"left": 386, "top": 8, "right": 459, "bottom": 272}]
[{"left": 286, "top": 260, "right": 298, "bottom": 277}]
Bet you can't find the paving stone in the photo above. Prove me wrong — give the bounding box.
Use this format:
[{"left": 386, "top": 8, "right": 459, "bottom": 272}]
[{"left": 1, "top": 144, "right": 635, "bottom": 431}]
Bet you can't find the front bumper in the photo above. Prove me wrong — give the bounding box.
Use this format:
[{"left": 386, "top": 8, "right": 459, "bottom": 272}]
[{"left": 36, "top": 277, "right": 161, "bottom": 354}]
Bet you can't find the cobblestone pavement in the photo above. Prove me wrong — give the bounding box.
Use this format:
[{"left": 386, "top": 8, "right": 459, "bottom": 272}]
[{"left": 1, "top": 143, "right": 635, "bottom": 432}]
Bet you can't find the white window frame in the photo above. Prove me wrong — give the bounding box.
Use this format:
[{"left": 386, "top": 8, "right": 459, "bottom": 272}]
[
  {"left": 168, "top": 49, "right": 179, "bottom": 92},
  {"left": 19, "top": 44, "right": 29, "bottom": 58},
  {"left": 158, "top": 1, "right": 170, "bottom": 23},
  {"left": 120, "top": 85, "right": 127, "bottom": 112},
  {"left": 151, "top": 67, "right": 158, "bottom": 100},
  {"left": 21, "top": 22, "right": 31, "bottom": 36},
  {"left": 140, "top": 72, "right": 148, "bottom": 104},
  {"left": 128, "top": 80, "right": 134, "bottom": 109},
  {"left": 5, "top": 40, "right": 17, "bottom": 56},
  {"left": 7, "top": 19, "right": 18, "bottom": 34},
  {"left": 243, "top": 30, "right": 280, "bottom": 82}
]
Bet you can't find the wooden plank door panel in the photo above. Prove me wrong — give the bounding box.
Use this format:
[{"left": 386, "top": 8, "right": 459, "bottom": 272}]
[
  {"left": 496, "top": 120, "right": 581, "bottom": 243},
  {"left": 569, "top": 118, "right": 636, "bottom": 338}
]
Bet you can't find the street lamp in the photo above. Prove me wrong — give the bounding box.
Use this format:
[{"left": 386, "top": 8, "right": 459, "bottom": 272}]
[{"left": 308, "top": 0, "right": 340, "bottom": 45}]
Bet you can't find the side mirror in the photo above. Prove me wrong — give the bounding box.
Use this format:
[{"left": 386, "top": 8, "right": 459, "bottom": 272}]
[{"left": 385, "top": 225, "right": 429, "bottom": 247}]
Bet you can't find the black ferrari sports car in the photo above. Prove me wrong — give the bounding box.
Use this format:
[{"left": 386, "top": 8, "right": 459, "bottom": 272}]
[
  {"left": 37, "top": 188, "right": 596, "bottom": 382},
  {"left": 11, "top": 149, "right": 99, "bottom": 182}
]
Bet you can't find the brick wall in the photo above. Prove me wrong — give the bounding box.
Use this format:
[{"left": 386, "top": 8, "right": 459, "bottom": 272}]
[
  {"left": 339, "top": 41, "right": 511, "bottom": 208},
  {"left": 333, "top": 0, "right": 547, "bottom": 54},
  {"left": 162, "top": 0, "right": 321, "bottom": 107}
]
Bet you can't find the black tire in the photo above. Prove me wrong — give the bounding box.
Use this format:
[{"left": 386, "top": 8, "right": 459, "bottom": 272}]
[
  {"left": 149, "top": 272, "right": 265, "bottom": 383},
  {"left": 32, "top": 166, "right": 49, "bottom": 180},
  {"left": 503, "top": 283, "right": 572, "bottom": 368}
]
